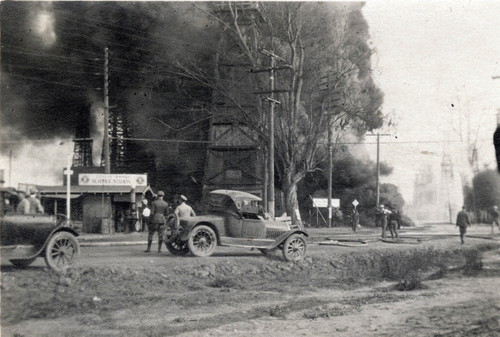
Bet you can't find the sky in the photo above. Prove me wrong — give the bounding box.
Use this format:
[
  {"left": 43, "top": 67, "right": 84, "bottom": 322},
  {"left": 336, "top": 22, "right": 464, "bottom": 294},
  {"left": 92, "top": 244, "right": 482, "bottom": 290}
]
[{"left": 361, "top": 0, "right": 500, "bottom": 205}]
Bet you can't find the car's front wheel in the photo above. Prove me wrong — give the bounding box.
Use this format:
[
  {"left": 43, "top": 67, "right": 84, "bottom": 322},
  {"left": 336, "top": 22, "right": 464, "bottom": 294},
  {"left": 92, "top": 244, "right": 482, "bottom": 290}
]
[
  {"left": 282, "top": 234, "right": 307, "bottom": 262},
  {"left": 10, "top": 257, "right": 37, "bottom": 268},
  {"left": 44, "top": 231, "right": 80, "bottom": 272},
  {"left": 188, "top": 225, "right": 217, "bottom": 257}
]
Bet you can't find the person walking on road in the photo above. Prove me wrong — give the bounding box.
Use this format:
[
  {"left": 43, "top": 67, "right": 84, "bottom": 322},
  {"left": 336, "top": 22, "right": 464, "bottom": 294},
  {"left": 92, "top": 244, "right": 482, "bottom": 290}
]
[
  {"left": 174, "top": 195, "right": 196, "bottom": 218},
  {"left": 456, "top": 206, "right": 471, "bottom": 244},
  {"left": 491, "top": 206, "right": 500, "bottom": 234},
  {"left": 145, "top": 191, "right": 169, "bottom": 253}
]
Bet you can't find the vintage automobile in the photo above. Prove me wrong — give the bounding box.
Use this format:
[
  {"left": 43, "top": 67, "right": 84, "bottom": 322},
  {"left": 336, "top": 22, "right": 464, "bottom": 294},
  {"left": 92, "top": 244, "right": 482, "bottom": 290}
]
[
  {"left": 1, "top": 189, "right": 80, "bottom": 272},
  {"left": 165, "top": 190, "right": 308, "bottom": 261}
]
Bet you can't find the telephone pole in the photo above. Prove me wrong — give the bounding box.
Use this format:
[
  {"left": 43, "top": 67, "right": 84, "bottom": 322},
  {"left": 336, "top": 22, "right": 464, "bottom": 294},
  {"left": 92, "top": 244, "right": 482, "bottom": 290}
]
[
  {"left": 103, "top": 47, "right": 110, "bottom": 174},
  {"left": 256, "top": 49, "right": 289, "bottom": 219},
  {"left": 366, "top": 132, "right": 391, "bottom": 206}
]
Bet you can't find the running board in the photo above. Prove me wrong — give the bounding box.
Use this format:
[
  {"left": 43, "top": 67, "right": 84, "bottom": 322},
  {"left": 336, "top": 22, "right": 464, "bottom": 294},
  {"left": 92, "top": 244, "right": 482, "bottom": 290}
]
[{"left": 219, "top": 237, "right": 276, "bottom": 249}]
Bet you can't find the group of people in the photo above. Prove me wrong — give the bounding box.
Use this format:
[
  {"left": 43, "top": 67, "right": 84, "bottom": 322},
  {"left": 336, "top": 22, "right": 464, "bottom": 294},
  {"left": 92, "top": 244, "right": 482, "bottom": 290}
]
[
  {"left": 4, "top": 188, "right": 44, "bottom": 215},
  {"left": 141, "top": 191, "right": 196, "bottom": 253},
  {"left": 375, "top": 204, "right": 402, "bottom": 240},
  {"left": 349, "top": 204, "right": 402, "bottom": 239}
]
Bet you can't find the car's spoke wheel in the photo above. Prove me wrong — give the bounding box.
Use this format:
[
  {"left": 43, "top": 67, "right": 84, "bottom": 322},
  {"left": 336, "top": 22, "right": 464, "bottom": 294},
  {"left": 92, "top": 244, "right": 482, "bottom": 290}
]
[
  {"left": 44, "top": 231, "right": 80, "bottom": 272},
  {"left": 10, "top": 257, "right": 37, "bottom": 268},
  {"left": 188, "top": 225, "right": 217, "bottom": 257},
  {"left": 282, "top": 234, "right": 307, "bottom": 262},
  {"left": 166, "top": 240, "right": 190, "bottom": 256}
]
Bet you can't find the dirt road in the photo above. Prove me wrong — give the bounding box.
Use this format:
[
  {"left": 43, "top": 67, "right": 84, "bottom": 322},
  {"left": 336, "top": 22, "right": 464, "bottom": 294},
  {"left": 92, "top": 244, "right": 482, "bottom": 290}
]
[{"left": 1, "top": 225, "right": 499, "bottom": 336}]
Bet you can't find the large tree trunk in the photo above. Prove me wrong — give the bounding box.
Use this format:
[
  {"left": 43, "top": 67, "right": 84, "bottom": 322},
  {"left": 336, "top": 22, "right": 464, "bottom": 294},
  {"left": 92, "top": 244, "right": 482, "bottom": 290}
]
[{"left": 282, "top": 167, "right": 304, "bottom": 226}]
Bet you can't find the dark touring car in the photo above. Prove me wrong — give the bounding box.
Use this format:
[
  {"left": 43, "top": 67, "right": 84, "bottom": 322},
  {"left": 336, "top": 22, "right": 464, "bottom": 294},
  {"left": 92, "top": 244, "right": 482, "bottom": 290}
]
[
  {"left": 165, "top": 190, "right": 308, "bottom": 261},
  {"left": 1, "top": 189, "right": 80, "bottom": 272}
]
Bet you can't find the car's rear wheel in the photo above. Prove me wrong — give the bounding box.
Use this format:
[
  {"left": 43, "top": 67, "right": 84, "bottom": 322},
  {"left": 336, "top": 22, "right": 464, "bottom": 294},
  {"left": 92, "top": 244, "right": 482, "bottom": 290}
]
[
  {"left": 188, "top": 225, "right": 217, "bottom": 257},
  {"left": 282, "top": 234, "right": 307, "bottom": 262},
  {"left": 166, "top": 240, "right": 190, "bottom": 256},
  {"left": 44, "top": 231, "right": 80, "bottom": 272},
  {"left": 10, "top": 257, "right": 37, "bottom": 268}
]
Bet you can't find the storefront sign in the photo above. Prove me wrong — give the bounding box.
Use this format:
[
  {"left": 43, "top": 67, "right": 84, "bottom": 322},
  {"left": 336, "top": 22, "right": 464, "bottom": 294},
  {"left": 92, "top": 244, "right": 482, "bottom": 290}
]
[{"left": 78, "top": 174, "right": 147, "bottom": 186}]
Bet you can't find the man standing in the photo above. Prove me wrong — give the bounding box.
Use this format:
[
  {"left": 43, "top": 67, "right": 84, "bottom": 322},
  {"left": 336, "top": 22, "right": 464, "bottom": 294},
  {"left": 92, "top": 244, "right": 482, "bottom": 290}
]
[
  {"left": 145, "top": 191, "right": 169, "bottom": 253},
  {"left": 387, "top": 206, "right": 400, "bottom": 240},
  {"left": 351, "top": 207, "right": 359, "bottom": 232},
  {"left": 16, "top": 191, "right": 29, "bottom": 214},
  {"left": 23, "top": 188, "right": 44, "bottom": 215},
  {"left": 491, "top": 206, "right": 500, "bottom": 234},
  {"left": 174, "top": 195, "right": 196, "bottom": 218},
  {"left": 377, "top": 204, "right": 391, "bottom": 239},
  {"left": 140, "top": 199, "right": 150, "bottom": 232},
  {"left": 456, "top": 206, "right": 471, "bottom": 244}
]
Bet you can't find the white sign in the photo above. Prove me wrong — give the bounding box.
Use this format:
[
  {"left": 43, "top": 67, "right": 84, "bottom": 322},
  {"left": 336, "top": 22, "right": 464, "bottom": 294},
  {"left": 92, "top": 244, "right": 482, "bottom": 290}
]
[
  {"left": 352, "top": 199, "right": 359, "bottom": 207},
  {"left": 79, "top": 174, "right": 147, "bottom": 186},
  {"left": 313, "top": 198, "right": 340, "bottom": 208}
]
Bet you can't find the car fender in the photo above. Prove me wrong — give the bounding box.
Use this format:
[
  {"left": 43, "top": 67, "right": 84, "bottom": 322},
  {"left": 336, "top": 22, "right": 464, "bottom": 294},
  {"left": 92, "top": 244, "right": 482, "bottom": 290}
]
[
  {"left": 179, "top": 221, "right": 220, "bottom": 242},
  {"left": 17, "top": 226, "right": 79, "bottom": 260},
  {"left": 267, "top": 230, "right": 309, "bottom": 249}
]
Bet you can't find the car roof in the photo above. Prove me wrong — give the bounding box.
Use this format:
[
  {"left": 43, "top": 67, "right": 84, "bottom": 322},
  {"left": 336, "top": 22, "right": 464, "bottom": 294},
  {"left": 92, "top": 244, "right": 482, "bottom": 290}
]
[{"left": 209, "top": 190, "right": 262, "bottom": 202}]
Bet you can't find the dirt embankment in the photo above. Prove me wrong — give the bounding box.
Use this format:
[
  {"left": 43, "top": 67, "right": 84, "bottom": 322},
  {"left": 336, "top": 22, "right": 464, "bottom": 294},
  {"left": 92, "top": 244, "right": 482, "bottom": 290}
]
[{"left": 1, "top": 239, "right": 499, "bottom": 337}]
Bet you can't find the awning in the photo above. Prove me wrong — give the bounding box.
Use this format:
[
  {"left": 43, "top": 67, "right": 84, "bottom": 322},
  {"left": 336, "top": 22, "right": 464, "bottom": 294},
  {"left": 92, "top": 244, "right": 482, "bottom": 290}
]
[{"left": 42, "top": 194, "right": 82, "bottom": 199}]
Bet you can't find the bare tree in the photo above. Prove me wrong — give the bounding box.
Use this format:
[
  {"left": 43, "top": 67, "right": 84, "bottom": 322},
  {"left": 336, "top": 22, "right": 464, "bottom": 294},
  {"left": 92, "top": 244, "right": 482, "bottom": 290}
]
[{"left": 181, "top": 2, "right": 383, "bottom": 224}]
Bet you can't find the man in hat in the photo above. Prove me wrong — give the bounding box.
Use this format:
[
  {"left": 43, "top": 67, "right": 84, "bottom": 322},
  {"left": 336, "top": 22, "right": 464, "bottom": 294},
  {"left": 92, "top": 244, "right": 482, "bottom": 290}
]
[
  {"left": 456, "top": 206, "right": 471, "bottom": 244},
  {"left": 26, "top": 188, "right": 44, "bottom": 215},
  {"left": 174, "top": 195, "right": 196, "bottom": 219},
  {"left": 145, "top": 191, "right": 169, "bottom": 253}
]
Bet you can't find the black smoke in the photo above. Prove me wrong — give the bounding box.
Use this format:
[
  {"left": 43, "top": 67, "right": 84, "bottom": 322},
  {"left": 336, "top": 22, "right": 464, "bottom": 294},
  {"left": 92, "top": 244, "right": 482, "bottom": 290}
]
[{"left": 1, "top": 1, "right": 217, "bottom": 194}]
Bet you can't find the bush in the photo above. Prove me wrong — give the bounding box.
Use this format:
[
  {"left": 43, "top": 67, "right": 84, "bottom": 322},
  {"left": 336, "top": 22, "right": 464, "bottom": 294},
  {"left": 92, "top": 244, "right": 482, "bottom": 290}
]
[{"left": 394, "top": 272, "right": 426, "bottom": 291}]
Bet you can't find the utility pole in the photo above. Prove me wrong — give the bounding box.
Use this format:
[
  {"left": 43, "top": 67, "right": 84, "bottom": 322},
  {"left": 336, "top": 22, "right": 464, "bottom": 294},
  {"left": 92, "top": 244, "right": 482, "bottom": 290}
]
[
  {"left": 103, "top": 47, "right": 110, "bottom": 174},
  {"left": 256, "top": 49, "right": 289, "bottom": 219},
  {"left": 327, "top": 113, "right": 333, "bottom": 228},
  {"left": 366, "top": 132, "right": 391, "bottom": 207},
  {"left": 319, "top": 74, "right": 340, "bottom": 228}
]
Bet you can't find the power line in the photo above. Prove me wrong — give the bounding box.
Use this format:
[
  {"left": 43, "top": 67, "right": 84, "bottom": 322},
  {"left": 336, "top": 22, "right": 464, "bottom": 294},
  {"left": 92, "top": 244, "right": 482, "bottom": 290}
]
[
  {"left": 2, "top": 48, "right": 101, "bottom": 68},
  {"left": 2, "top": 63, "right": 102, "bottom": 75},
  {"left": 6, "top": 73, "right": 101, "bottom": 90}
]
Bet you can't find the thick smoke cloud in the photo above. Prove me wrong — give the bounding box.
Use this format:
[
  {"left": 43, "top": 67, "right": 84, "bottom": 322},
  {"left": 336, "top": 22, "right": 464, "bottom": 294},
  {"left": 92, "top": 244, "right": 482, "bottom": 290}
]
[{"left": 1, "top": 2, "right": 216, "bottom": 149}]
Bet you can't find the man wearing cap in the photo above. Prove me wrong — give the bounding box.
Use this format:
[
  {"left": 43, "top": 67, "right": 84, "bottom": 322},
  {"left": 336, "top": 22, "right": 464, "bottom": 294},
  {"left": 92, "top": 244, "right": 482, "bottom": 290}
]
[
  {"left": 145, "top": 191, "right": 169, "bottom": 253},
  {"left": 174, "top": 195, "right": 196, "bottom": 219},
  {"left": 26, "top": 188, "right": 44, "bottom": 215}
]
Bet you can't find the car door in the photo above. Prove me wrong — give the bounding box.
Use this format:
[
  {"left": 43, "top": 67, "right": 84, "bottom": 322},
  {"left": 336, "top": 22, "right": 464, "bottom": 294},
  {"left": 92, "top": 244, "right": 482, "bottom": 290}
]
[{"left": 241, "top": 215, "right": 266, "bottom": 238}]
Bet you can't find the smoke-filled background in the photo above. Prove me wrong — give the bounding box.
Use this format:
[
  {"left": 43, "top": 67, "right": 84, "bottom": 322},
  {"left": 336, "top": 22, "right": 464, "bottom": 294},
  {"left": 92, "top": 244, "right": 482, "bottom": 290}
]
[{"left": 1, "top": 1, "right": 219, "bottom": 198}]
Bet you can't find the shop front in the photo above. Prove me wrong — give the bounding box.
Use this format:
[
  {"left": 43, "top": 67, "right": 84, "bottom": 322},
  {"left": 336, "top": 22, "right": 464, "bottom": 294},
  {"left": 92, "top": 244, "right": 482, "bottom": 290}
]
[{"left": 39, "top": 173, "right": 154, "bottom": 234}]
